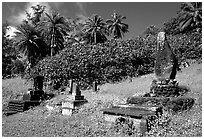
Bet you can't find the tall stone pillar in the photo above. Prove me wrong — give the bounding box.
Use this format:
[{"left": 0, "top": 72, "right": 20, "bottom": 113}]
[{"left": 155, "top": 31, "right": 178, "bottom": 81}]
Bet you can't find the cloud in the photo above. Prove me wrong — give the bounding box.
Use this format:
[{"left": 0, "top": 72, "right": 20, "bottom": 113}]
[
  {"left": 75, "top": 2, "right": 87, "bottom": 16},
  {"left": 7, "top": 2, "right": 52, "bottom": 26},
  {"left": 76, "top": 13, "right": 88, "bottom": 24}
]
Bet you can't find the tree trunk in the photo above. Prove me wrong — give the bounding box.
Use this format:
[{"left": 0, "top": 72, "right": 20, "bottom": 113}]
[
  {"left": 51, "top": 28, "right": 55, "bottom": 56},
  {"left": 94, "top": 32, "right": 97, "bottom": 44}
]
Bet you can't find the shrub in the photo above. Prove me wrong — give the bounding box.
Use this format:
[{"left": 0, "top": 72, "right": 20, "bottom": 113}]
[{"left": 29, "top": 30, "right": 201, "bottom": 90}]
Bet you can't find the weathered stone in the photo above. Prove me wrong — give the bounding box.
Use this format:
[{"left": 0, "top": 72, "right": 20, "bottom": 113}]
[
  {"left": 72, "top": 83, "right": 81, "bottom": 96},
  {"left": 102, "top": 105, "right": 161, "bottom": 134},
  {"left": 93, "top": 81, "right": 98, "bottom": 92},
  {"left": 155, "top": 32, "right": 178, "bottom": 81},
  {"left": 150, "top": 79, "right": 179, "bottom": 97},
  {"left": 62, "top": 99, "right": 88, "bottom": 109},
  {"left": 62, "top": 82, "right": 88, "bottom": 116},
  {"left": 33, "top": 75, "right": 44, "bottom": 90},
  {"left": 6, "top": 100, "right": 40, "bottom": 116},
  {"left": 69, "top": 79, "right": 73, "bottom": 94},
  {"left": 104, "top": 114, "right": 148, "bottom": 134}
]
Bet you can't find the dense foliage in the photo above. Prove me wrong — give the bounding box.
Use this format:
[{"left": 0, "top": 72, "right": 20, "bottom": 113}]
[
  {"left": 3, "top": 2, "right": 202, "bottom": 79},
  {"left": 30, "top": 29, "right": 201, "bottom": 89}
]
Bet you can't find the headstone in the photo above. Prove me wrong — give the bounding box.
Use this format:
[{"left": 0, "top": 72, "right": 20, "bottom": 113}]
[
  {"left": 72, "top": 83, "right": 81, "bottom": 96},
  {"left": 155, "top": 31, "right": 178, "bottom": 81},
  {"left": 62, "top": 82, "right": 87, "bottom": 116},
  {"left": 93, "top": 81, "right": 98, "bottom": 92},
  {"left": 33, "top": 75, "right": 44, "bottom": 91},
  {"left": 69, "top": 79, "right": 73, "bottom": 94}
]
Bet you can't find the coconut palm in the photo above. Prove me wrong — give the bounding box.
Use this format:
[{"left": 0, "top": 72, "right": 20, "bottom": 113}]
[
  {"left": 179, "top": 2, "right": 202, "bottom": 32},
  {"left": 26, "top": 4, "right": 46, "bottom": 26},
  {"left": 15, "top": 22, "right": 47, "bottom": 67},
  {"left": 38, "top": 11, "right": 70, "bottom": 56},
  {"left": 82, "top": 14, "right": 108, "bottom": 44},
  {"left": 106, "top": 12, "right": 129, "bottom": 39}
]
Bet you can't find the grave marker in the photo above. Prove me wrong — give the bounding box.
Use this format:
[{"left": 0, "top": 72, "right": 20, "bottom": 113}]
[{"left": 62, "top": 82, "right": 87, "bottom": 116}]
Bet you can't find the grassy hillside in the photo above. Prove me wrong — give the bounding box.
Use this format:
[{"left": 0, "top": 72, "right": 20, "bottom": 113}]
[{"left": 2, "top": 62, "right": 202, "bottom": 137}]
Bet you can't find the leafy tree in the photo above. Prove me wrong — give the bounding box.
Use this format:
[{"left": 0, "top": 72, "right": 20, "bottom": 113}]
[
  {"left": 82, "top": 14, "right": 108, "bottom": 44},
  {"left": 2, "top": 23, "right": 18, "bottom": 77},
  {"left": 14, "top": 22, "right": 47, "bottom": 67},
  {"left": 38, "top": 11, "right": 71, "bottom": 56},
  {"left": 178, "top": 2, "right": 202, "bottom": 32},
  {"left": 106, "top": 12, "right": 129, "bottom": 39}
]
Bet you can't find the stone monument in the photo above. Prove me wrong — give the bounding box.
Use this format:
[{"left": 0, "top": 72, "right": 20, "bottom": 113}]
[
  {"left": 155, "top": 31, "right": 179, "bottom": 81},
  {"left": 62, "top": 81, "right": 87, "bottom": 116},
  {"left": 150, "top": 31, "right": 180, "bottom": 97},
  {"left": 102, "top": 32, "right": 194, "bottom": 134}
]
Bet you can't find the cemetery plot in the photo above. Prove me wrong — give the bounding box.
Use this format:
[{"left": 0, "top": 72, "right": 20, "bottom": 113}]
[
  {"left": 6, "top": 75, "right": 46, "bottom": 116},
  {"left": 102, "top": 31, "right": 195, "bottom": 134}
]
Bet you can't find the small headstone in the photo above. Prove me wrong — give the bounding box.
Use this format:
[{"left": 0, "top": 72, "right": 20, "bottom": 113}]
[
  {"left": 33, "top": 75, "right": 44, "bottom": 91},
  {"left": 155, "top": 31, "right": 178, "bottom": 81},
  {"left": 65, "top": 87, "right": 70, "bottom": 94},
  {"left": 93, "top": 81, "right": 98, "bottom": 92},
  {"left": 62, "top": 82, "right": 87, "bottom": 116},
  {"left": 69, "top": 79, "right": 73, "bottom": 94},
  {"left": 72, "top": 83, "right": 81, "bottom": 96}
]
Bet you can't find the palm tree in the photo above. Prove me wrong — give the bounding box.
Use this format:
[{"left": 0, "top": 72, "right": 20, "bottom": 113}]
[
  {"left": 38, "top": 11, "right": 70, "bottom": 56},
  {"left": 26, "top": 4, "right": 46, "bottom": 26},
  {"left": 82, "top": 14, "right": 108, "bottom": 44},
  {"left": 179, "top": 2, "right": 202, "bottom": 32},
  {"left": 106, "top": 12, "right": 129, "bottom": 39},
  {"left": 15, "top": 22, "right": 47, "bottom": 67}
]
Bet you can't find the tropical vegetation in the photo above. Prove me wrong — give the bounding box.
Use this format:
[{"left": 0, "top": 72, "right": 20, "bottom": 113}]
[
  {"left": 2, "top": 2, "right": 202, "bottom": 137},
  {"left": 178, "top": 2, "right": 202, "bottom": 32},
  {"left": 82, "top": 14, "right": 108, "bottom": 44},
  {"left": 2, "top": 2, "right": 202, "bottom": 84},
  {"left": 106, "top": 12, "right": 129, "bottom": 39}
]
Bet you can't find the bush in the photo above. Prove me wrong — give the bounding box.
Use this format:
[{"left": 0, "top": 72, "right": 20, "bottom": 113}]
[{"left": 29, "top": 30, "right": 201, "bottom": 90}]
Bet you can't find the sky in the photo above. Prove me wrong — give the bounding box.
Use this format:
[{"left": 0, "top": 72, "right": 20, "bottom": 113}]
[{"left": 2, "top": 1, "right": 182, "bottom": 39}]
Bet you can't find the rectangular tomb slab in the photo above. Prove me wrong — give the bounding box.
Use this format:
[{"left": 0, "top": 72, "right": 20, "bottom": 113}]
[
  {"left": 104, "top": 114, "right": 148, "bottom": 134},
  {"left": 102, "top": 106, "right": 156, "bottom": 119},
  {"left": 115, "top": 104, "right": 163, "bottom": 115},
  {"left": 6, "top": 100, "right": 41, "bottom": 116},
  {"left": 102, "top": 104, "right": 161, "bottom": 134}
]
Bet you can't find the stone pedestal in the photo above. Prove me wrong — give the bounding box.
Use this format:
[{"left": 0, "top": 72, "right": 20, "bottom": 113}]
[
  {"left": 62, "top": 99, "right": 87, "bottom": 115},
  {"left": 150, "top": 79, "right": 179, "bottom": 97},
  {"left": 102, "top": 104, "right": 161, "bottom": 134},
  {"left": 62, "top": 82, "right": 87, "bottom": 116}
]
